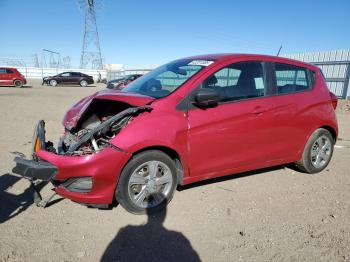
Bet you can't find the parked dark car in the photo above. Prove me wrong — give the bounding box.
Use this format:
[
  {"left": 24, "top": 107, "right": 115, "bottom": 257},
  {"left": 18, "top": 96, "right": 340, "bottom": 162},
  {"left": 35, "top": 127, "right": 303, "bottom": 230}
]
[
  {"left": 42, "top": 72, "right": 94, "bottom": 87},
  {"left": 106, "top": 74, "right": 143, "bottom": 90},
  {"left": 0, "top": 67, "right": 27, "bottom": 87}
]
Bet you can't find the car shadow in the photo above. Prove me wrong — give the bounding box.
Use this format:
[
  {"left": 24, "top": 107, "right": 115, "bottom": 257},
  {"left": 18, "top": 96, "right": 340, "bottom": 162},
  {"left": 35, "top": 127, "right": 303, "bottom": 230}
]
[
  {"left": 101, "top": 195, "right": 201, "bottom": 262},
  {"left": 177, "top": 164, "right": 288, "bottom": 191},
  {"left": 0, "top": 85, "right": 32, "bottom": 88},
  {"left": 0, "top": 173, "right": 56, "bottom": 224}
]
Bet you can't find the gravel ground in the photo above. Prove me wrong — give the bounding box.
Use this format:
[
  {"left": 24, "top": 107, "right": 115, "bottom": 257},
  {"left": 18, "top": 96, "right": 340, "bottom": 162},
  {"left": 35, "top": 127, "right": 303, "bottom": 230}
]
[{"left": 0, "top": 80, "right": 349, "bottom": 262}]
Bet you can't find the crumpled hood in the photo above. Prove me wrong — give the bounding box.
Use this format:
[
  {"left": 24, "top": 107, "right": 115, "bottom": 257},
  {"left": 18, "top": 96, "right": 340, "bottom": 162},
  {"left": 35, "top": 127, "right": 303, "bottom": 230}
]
[{"left": 62, "top": 89, "right": 155, "bottom": 130}]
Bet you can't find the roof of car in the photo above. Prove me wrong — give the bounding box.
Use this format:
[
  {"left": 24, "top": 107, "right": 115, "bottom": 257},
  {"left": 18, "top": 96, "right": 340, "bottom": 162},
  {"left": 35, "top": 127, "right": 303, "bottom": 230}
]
[
  {"left": 184, "top": 53, "right": 318, "bottom": 70},
  {"left": 0, "top": 67, "right": 17, "bottom": 70}
]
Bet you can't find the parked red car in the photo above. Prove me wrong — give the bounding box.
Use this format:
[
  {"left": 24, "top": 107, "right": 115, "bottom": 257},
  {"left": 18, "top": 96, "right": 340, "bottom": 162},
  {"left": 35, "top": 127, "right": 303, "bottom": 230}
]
[
  {"left": 0, "top": 67, "right": 27, "bottom": 87},
  {"left": 13, "top": 54, "right": 338, "bottom": 214}
]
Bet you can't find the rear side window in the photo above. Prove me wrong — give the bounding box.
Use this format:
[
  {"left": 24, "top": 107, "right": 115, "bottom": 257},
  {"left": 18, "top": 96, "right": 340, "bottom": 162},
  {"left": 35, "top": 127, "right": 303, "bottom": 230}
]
[
  {"left": 274, "top": 63, "right": 311, "bottom": 94},
  {"left": 0, "top": 68, "right": 6, "bottom": 74}
]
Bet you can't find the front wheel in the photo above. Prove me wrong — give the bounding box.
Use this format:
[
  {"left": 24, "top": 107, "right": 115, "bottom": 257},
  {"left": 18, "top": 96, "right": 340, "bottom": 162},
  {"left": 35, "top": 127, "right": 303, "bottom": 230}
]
[
  {"left": 296, "top": 128, "right": 334, "bottom": 173},
  {"left": 116, "top": 150, "right": 177, "bottom": 214},
  {"left": 50, "top": 80, "right": 58, "bottom": 87},
  {"left": 80, "top": 80, "right": 88, "bottom": 87}
]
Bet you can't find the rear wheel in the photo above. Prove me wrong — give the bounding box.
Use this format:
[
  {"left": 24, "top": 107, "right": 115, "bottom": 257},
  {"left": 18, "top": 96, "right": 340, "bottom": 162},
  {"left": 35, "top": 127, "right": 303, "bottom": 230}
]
[
  {"left": 50, "top": 80, "right": 57, "bottom": 87},
  {"left": 116, "top": 150, "right": 177, "bottom": 214},
  {"left": 80, "top": 80, "right": 88, "bottom": 87},
  {"left": 296, "top": 128, "right": 334, "bottom": 173},
  {"left": 14, "top": 80, "right": 23, "bottom": 88}
]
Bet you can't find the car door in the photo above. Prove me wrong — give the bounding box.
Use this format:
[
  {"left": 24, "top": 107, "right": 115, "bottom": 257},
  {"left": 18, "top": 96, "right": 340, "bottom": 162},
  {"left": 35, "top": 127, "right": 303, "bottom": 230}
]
[
  {"left": 264, "top": 62, "right": 315, "bottom": 162},
  {"left": 71, "top": 72, "right": 81, "bottom": 84},
  {"left": 59, "top": 72, "right": 71, "bottom": 84},
  {"left": 4, "top": 69, "right": 14, "bottom": 85},
  {"left": 187, "top": 61, "right": 277, "bottom": 178},
  {"left": 0, "top": 68, "right": 6, "bottom": 85}
]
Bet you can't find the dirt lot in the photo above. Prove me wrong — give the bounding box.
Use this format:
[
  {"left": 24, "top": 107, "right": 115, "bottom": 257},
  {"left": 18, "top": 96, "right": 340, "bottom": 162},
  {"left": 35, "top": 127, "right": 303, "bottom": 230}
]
[{"left": 0, "top": 80, "right": 349, "bottom": 261}]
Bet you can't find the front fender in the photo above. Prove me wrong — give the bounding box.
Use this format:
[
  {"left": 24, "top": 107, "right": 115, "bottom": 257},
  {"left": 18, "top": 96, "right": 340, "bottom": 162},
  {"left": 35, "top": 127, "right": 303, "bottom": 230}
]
[{"left": 110, "top": 109, "right": 190, "bottom": 178}]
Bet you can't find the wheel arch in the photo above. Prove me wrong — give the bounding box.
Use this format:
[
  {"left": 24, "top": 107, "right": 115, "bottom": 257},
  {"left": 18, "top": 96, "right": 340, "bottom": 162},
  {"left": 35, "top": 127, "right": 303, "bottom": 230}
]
[
  {"left": 298, "top": 124, "right": 338, "bottom": 160},
  {"left": 130, "top": 146, "right": 184, "bottom": 185},
  {"left": 319, "top": 125, "right": 337, "bottom": 142},
  {"left": 13, "top": 79, "right": 22, "bottom": 84}
]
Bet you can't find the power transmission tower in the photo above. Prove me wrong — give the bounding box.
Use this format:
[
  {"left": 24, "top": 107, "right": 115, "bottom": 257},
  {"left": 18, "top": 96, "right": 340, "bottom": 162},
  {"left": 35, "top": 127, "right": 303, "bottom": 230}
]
[
  {"left": 78, "top": 0, "right": 103, "bottom": 69},
  {"left": 62, "top": 56, "right": 71, "bottom": 68},
  {"left": 33, "top": 54, "right": 40, "bottom": 67},
  {"left": 42, "top": 49, "right": 61, "bottom": 68}
]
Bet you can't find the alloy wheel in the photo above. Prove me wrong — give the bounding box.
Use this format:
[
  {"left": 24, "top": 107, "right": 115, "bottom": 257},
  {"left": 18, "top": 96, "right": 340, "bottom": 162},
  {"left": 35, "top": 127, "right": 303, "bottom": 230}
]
[
  {"left": 310, "top": 135, "right": 332, "bottom": 168},
  {"left": 127, "top": 160, "right": 173, "bottom": 209}
]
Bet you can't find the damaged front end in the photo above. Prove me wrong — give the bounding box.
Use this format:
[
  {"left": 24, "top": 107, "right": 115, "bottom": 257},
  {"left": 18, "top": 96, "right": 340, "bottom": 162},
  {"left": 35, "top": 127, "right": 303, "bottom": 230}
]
[
  {"left": 12, "top": 100, "right": 152, "bottom": 207},
  {"left": 59, "top": 104, "right": 151, "bottom": 156}
]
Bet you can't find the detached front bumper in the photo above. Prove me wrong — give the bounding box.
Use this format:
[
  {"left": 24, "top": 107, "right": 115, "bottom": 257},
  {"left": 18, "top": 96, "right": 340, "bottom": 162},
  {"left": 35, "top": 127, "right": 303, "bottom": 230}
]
[{"left": 13, "top": 157, "right": 57, "bottom": 181}]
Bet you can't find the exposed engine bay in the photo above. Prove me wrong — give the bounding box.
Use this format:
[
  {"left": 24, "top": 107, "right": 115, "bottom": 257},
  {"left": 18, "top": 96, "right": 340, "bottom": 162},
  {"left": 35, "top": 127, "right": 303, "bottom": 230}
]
[{"left": 58, "top": 100, "right": 151, "bottom": 156}]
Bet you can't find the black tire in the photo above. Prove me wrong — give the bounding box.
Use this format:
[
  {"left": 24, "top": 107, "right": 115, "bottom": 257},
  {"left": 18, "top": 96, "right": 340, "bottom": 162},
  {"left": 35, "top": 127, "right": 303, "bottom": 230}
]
[
  {"left": 296, "top": 128, "right": 334, "bottom": 173},
  {"left": 14, "top": 80, "right": 23, "bottom": 88},
  {"left": 116, "top": 150, "right": 177, "bottom": 214}
]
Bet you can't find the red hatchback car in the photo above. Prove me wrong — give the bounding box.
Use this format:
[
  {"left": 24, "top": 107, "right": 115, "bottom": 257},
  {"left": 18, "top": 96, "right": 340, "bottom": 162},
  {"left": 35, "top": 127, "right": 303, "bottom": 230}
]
[
  {"left": 0, "top": 67, "right": 27, "bottom": 87},
  {"left": 13, "top": 54, "right": 338, "bottom": 214}
]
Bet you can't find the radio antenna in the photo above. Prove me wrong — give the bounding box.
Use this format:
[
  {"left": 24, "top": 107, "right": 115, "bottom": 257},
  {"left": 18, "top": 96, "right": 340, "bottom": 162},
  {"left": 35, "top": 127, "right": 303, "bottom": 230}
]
[{"left": 276, "top": 45, "right": 282, "bottom": 56}]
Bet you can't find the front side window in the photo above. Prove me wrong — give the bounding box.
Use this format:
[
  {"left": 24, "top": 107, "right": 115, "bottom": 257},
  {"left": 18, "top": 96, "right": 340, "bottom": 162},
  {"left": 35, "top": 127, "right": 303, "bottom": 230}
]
[
  {"left": 6, "top": 69, "right": 13, "bottom": 74},
  {"left": 201, "top": 61, "right": 266, "bottom": 102},
  {"left": 122, "top": 59, "right": 212, "bottom": 98},
  {"left": 60, "top": 73, "right": 70, "bottom": 77},
  {"left": 274, "top": 63, "right": 310, "bottom": 94}
]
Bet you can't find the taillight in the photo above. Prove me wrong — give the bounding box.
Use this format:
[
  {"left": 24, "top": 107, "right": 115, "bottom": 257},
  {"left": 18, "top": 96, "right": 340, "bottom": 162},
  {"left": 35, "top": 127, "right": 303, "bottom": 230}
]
[{"left": 330, "top": 92, "right": 338, "bottom": 109}]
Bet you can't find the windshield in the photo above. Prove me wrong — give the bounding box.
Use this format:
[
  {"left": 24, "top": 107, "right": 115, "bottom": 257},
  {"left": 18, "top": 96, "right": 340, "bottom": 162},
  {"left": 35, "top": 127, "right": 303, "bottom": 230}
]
[{"left": 121, "top": 59, "right": 213, "bottom": 98}]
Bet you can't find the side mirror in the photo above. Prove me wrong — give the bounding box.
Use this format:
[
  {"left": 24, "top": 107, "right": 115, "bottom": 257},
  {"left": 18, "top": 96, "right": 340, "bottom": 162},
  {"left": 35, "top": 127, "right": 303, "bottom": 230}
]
[{"left": 194, "top": 88, "right": 220, "bottom": 107}]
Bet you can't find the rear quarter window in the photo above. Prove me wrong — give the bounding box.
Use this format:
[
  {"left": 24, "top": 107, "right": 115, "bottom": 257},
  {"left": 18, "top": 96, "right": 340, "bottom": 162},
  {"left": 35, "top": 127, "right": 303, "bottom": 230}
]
[{"left": 274, "top": 63, "right": 312, "bottom": 94}]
